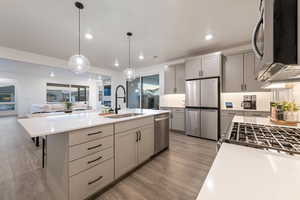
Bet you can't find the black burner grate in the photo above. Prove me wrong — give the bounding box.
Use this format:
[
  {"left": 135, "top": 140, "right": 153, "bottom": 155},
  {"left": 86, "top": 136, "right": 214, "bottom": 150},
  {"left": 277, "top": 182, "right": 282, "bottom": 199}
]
[{"left": 226, "top": 122, "right": 300, "bottom": 155}]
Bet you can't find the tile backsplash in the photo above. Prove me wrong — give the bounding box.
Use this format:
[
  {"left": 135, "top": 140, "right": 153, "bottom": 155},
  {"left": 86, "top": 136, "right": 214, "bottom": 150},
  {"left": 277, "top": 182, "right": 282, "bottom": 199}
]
[
  {"left": 221, "top": 92, "right": 271, "bottom": 111},
  {"left": 160, "top": 94, "right": 185, "bottom": 108}
]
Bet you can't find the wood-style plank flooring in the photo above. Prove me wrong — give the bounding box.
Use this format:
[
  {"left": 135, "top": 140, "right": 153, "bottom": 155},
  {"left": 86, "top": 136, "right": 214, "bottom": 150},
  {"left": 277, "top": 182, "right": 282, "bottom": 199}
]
[{"left": 0, "top": 116, "right": 217, "bottom": 200}]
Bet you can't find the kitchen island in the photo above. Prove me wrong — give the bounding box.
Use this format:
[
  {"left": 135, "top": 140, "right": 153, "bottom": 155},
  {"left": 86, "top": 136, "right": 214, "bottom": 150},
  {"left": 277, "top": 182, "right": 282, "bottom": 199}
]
[{"left": 18, "top": 109, "right": 170, "bottom": 200}]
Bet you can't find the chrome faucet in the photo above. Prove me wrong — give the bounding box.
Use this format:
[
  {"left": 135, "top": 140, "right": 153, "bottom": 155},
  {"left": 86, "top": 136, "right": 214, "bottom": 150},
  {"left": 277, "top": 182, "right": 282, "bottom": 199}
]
[{"left": 115, "top": 85, "right": 126, "bottom": 114}]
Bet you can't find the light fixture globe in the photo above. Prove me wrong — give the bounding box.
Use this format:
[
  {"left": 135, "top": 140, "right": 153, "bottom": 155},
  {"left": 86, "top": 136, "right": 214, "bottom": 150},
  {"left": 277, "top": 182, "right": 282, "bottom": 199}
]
[
  {"left": 68, "top": 54, "right": 90, "bottom": 74},
  {"left": 124, "top": 67, "right": 135, "bottom": 82}
]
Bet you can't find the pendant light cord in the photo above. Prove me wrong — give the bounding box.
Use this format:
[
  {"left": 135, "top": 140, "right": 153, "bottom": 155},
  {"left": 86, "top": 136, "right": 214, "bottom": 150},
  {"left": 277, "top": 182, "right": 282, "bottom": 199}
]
[
  {"left": 78, "top": 8, "right": 81, "bottom": 55},
  {"left": 128, "top": 35, "right": 131, "bottom": 68}
]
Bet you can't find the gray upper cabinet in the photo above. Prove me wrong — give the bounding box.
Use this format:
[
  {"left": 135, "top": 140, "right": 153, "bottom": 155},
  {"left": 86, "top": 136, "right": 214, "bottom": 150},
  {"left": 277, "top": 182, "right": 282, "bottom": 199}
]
[
  {"left": 223, "top": 54, "right": 244, "bottom": 92},
  {"left": 164, "top": 63, "right": 185, "bottom": 94},
  {"left": 201, "top": 53, "right": 221, "bottom": 77},
  {"left": 223, "top": 51, "right": 266, "bottom": 92},
  {"left": 185, "top": 57, "right": 202, "bottom": 80},
  {"left": 175, "top": 64, "right": 185, "bottom": 93},
  {"left": 244, "top": 52, "right": 265, "bottom": 92},
  {"left": 185, "top": 53, "right": 221, "bottom": 80}
]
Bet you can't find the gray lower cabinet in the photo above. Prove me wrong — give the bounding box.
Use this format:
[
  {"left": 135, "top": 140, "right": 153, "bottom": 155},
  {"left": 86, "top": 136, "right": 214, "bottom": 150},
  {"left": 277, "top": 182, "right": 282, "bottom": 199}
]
[
  {"left": 171, "top": 109, "right": 185, "bottom": 131},
  {"left": 46, "top": 124, "right": 115, "bottom": 200},
  {"left": 164, "top": 63, "right": 185, "bottom": 94},
  {"left": 160, "top": 107, "right": 185, "bottom": 131},
  {"left": 223, "top": 51, "right": 266, "bottom": 92},
  {"left": 221, "top": 112, "right": 235, "bottom": 136},
  {"left": 115, "top": 118, "right": 154, "bottom": 179}
]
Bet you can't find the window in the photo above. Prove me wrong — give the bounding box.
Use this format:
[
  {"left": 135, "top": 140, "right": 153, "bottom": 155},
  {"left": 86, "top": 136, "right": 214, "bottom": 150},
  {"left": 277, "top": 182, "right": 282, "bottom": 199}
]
[
  {"left": 0, "top": 85, "right": 16, "bottom": 112},
  {"left": 70, "top": 85, "right": 89, "bottom": 103},
  {"left": 104, "top": 85, "right": 111, "bottom": 96},
  {"left": 47, "top": 83, "right": 89, "bottom": 103},
  {"left": 127, "top": 78, "right": 141, "bottom": 108},
  {"left": 141, "top": 75, "right": 160, "bottom": 109},
  {"left": 127, "top": 74, "right": 160, "bottom": 109},
  {"left": 47, "top": 83, "right": 70, "bottom": 103}
]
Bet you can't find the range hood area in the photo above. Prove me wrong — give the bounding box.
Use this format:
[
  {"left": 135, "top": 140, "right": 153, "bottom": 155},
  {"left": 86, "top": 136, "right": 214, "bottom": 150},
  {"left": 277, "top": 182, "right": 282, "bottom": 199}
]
[
  {"left": 257, "top": 63, "right": 300, "bottom": 83},
  {"left": 253, "top": 0, "right": 299, "bottom": 83}
]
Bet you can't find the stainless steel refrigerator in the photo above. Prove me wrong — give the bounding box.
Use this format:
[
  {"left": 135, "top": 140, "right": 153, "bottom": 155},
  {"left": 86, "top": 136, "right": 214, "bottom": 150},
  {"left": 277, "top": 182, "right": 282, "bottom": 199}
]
[{"left": 185, "top": 77, "right": 220, "bottom": 141}]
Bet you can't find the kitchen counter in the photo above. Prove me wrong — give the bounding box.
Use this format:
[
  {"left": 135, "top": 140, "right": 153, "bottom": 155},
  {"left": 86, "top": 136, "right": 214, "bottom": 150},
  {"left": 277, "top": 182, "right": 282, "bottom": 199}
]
[
  {"left": 196, "top": 143, "right": 300, "bottom": 200},
  {"left": 18, "top": 109, "right": 169, "bottom": 137}
]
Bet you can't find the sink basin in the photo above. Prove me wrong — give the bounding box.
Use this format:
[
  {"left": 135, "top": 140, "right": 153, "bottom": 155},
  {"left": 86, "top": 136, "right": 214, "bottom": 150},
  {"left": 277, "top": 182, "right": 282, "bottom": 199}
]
[{"left": 104, "top": 113, "right": 144, "bottom": 119}]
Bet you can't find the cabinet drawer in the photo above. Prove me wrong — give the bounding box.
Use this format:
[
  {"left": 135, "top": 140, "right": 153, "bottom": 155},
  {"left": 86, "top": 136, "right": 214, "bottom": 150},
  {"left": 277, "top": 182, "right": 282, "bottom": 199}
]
[
  {"left": 69, "top": 124, "right": 113, "bottom": 146},
  {"left": 69, "top": 147, "right": 113, "bottom": 176},
  {"left": 69, "top": 159, "right": 114, "bottom": 200},
  {"left": 69, "top": 136, "right": 113, "bottom": 161},
  {"left": 115, "top": 117, "right": 154, "bottom": 134}
]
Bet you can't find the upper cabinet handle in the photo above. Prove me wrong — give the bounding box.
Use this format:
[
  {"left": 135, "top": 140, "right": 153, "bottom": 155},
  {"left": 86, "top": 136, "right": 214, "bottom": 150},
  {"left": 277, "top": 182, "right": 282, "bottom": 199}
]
[
  {"left": 87, "top": 144, "right": 102, "bottom": 151},
  {"left": 87, "top": 131, "right": 102, "bottom": 136}
]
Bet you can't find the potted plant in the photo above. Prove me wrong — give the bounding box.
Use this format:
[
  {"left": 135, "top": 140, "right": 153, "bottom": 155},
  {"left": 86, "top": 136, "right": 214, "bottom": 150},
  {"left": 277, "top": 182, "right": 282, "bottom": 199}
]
[
  {"left": 64, "top": 101, "right": 73, "bottom": 113},
  {"left": 283, "top": 102, "right": 299, "bottom": 121}
]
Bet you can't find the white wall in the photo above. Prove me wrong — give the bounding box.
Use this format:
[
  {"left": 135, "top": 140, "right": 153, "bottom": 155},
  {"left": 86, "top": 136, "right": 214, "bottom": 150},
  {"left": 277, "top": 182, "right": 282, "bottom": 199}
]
[{"left": 0, "top": 59, "right": 124, "bottom": 116}]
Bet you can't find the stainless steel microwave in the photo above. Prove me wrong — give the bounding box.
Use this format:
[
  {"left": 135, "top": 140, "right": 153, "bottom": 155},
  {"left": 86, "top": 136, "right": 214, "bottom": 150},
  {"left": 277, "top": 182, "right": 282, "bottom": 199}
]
[{"left": 252, "top": 0, "right": 299, "bottom": 82}]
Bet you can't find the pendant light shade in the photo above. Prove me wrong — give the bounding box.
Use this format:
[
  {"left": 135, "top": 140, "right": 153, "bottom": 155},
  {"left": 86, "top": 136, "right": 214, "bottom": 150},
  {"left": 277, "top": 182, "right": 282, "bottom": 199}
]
[
  {"left": 68, "top": 54, "right": 90, "bottom": 74},
  {"left": 69, "top": 2, "right": 90, "bottom": 74},
  {"left": 124, "top": 32, "right": 136, "bottom": 81},
  {"left": 123, "top": 67, "right": 135, "bottom": 82}
]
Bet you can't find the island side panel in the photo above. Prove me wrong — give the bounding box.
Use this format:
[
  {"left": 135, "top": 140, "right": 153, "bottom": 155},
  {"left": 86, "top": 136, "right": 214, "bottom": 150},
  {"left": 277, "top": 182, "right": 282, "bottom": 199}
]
[{"left": 46, "top": 133, "right": 69, "bottom": 200}]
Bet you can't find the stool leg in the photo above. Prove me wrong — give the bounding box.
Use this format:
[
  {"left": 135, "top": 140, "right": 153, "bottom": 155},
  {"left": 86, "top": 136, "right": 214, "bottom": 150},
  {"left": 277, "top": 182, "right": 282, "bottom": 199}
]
[
  {"left": 35, "top": 136, "right": 39, "bottom": 147},
  {"left": 42, "top": 138, "right": 45, "bottom": 168}
]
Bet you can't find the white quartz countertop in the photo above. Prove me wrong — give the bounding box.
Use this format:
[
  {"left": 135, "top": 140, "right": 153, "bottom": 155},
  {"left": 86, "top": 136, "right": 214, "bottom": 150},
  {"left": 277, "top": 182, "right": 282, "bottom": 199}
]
[
  {"left": 18, "top": 109, "right": 169, "bottom": 138},
  {"left": 232, "top": 115, "right": 300, "bottom": 128},
  {"left": 196, "top": 143, "right": 300, "bottom": 200}
]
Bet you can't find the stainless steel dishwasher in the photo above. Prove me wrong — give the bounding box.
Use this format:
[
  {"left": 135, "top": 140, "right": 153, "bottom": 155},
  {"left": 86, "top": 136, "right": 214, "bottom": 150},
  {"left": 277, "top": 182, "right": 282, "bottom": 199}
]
[{"left": 154, "top": 113, "right": 170, "bottom": 154}]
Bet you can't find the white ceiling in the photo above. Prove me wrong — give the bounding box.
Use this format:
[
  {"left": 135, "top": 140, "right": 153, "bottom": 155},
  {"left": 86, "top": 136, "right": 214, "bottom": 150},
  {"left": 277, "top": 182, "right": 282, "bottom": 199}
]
[{"left": 0, "top": 0, "right": 259, "bottom": 70}]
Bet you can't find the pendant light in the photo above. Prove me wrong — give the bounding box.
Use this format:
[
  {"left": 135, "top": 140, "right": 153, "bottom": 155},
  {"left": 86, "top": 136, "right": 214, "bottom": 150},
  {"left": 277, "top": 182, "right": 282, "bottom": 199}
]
[
  {"left": 123, "top": 32, "right": 136, "bottom": 81},
  {"left": 68, "top": 2, "right": 90, "bottom": 74}
]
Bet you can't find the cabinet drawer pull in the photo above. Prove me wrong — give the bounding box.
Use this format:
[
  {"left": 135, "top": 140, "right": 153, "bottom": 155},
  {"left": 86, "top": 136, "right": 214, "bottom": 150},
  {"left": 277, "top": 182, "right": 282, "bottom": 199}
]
[
  {"left": 88, "top": 176, "right": 103, "bottom": 185},
  {"left": 139, "top": 131, "right": 141, "bottom": 141},
  {"left": 87, "top": 156, "right": 103, "bottom": 164},
  {"left": 136, "top": 131, "right": 139, "bottom": 142},
  {"left": 87, "top": 131, "right": 102, "bottom": 136},
  {"left": 87, "top": 144, "right": 102, "bottom": 151}
]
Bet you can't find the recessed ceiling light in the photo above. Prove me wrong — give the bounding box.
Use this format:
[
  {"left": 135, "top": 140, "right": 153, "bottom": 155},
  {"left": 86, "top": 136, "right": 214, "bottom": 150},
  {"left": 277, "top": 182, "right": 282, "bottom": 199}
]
[
  {"left": 114, "top": 59, "right": 119, "bottom": 67},
  {"left": 85, "top": 33, "right": 93, "bottom": 40},
  {"left": 139, "top": 52, "right": 144, "bottom": 60},
  {"left": 205, "top": 34, "right": 213, "bottom": 40},
  {"left": 50, "top": 72, "right": 55, "bottom": 77}
]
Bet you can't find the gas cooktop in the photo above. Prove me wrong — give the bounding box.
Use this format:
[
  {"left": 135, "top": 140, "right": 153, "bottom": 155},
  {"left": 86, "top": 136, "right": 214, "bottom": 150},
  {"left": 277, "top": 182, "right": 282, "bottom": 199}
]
[{"left": 224, "top": 122, "right": 300, "bottom": 155}]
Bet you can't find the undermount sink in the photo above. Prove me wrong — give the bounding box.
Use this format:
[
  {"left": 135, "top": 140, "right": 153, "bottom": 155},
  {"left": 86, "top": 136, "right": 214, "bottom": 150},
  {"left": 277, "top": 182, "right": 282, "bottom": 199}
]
[{"left": 104, "top": 113, "right": 144, "bottom": 119}]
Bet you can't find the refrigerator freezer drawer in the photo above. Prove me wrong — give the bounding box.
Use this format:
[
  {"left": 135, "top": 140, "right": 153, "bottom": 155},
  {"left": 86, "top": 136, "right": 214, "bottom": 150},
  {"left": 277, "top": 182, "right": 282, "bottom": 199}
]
[
  {"left": 201, "top": 109, "right": 218, "bottom": 140},
  {"left": 185, "top": 80, "right": 201, "bottom": 107},
  {"left": 185, "top": 109, "right": 201, "bottom": 137},
  {"left": 200, "top": 78, "right": 218, "bottom": 108}
]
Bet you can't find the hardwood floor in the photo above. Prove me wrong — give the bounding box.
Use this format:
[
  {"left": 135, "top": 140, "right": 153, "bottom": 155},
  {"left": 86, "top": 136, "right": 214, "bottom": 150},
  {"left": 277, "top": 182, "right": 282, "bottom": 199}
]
[{"left": 0, "top": 116, "right": 217, "bottom": 200}]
